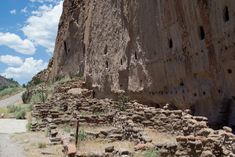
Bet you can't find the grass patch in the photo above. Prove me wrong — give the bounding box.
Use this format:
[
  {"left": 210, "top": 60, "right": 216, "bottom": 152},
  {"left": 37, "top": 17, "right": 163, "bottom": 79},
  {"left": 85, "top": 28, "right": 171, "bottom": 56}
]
[
  {"left": 0, "top": 86, "right": 23, "bottom": 99},
  {"left": 6, "top": 104, "right": 32, "bottom": 119},
  {"left": 55, "top": 75, "right": 71, "bottom": 84},
  {"left": 7, "top": 105, "right": 26, "bottom": 119},
  {"left": 0, "top": 104, "right": 32, "bottom": 119},
  {"left": 0, "top": 107, "right": 8, "bottom": 117},
  {"left": 144, "top": 148, "right": 160, "bottom": 157},
  {"left": 31, "top": 92, "right": 47, "bottom": 103}
]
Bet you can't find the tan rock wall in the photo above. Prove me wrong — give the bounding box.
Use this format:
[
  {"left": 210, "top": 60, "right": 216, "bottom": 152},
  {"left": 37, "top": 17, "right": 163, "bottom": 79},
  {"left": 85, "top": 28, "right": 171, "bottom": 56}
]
[{"left": 50, "top": 0, "right": 235, "bottom": 127}]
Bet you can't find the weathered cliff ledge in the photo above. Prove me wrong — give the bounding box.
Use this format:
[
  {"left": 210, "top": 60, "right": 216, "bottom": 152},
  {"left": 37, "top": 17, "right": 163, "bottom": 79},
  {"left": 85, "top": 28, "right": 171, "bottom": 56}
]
[{"left": 47, "top": 0, "right": 235, "bottom": 128}]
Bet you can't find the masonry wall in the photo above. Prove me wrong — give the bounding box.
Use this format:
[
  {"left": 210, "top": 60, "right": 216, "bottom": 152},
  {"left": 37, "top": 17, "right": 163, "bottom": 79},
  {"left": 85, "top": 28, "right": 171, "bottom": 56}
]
[{"left": 49, "top": 0, "right": 235, "bottom": 128}]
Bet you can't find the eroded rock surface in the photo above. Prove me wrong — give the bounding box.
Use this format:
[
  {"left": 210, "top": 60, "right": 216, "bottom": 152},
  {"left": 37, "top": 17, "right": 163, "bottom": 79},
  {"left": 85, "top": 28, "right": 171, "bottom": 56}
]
[{"left": 48, "top": 0, "right": 235, "bottom": 127}]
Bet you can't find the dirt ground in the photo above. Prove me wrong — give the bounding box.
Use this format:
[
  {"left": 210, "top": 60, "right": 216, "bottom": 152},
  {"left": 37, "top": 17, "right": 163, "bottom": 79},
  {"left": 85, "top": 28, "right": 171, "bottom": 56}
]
[
  {"left": 0, "top": 134, "right": 26, "bottom": 157},
  {"left": 12, "top": 124, "right": 176, "bottom": 157},
  {"left": 12, "top": 132, "right": 64, "bottom": 157}
]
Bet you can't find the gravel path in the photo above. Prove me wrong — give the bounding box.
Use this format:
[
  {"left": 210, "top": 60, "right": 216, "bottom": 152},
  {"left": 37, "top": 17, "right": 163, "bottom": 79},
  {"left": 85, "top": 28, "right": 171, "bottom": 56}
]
[
  {"left": 0, "top": 93, "right": 27, "bottom": 157},
  {"left": 0, "top": 92, "right": 24, "bottom": 107},
  {"left": 0, "top": 134, "right": 26, "bottom": 157},
  {"left": 0, "top": 119, "right": 27, "bottom": 134}
]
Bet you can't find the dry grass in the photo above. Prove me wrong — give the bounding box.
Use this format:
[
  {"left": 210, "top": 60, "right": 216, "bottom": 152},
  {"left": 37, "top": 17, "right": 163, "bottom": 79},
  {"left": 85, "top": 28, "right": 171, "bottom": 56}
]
[{"left": 12, "top": 132, "right": 63, "bottom": 157}]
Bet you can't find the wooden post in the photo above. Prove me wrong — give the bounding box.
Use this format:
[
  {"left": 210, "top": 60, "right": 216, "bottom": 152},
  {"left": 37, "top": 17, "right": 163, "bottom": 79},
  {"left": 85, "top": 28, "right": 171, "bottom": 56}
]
[{"left": 75, "top": 119, "right": 79, "bottom": 146}]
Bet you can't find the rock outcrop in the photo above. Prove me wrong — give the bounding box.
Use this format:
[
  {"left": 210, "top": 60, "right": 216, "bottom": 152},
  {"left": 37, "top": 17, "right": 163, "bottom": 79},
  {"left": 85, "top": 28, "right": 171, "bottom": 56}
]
[
  {"left": 29, "top": 58, "right": 54, "bottom": 86},
  {"left": 49, "top": 0, "right": 235, "bottom": 128}
]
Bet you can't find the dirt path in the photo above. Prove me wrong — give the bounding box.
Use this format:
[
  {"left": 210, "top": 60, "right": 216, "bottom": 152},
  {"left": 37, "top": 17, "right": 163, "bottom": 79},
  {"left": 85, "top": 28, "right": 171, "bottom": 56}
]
[
  {"left": 0, "top": 92, "right": 24, "bottom": 107},
  {"left": 0, "top": 119, "right": 27, "bottom": 157},
  {"left": 0, "top": 134, "right": 26, "bottom": 157},
  {"left": 0, "top": 93, "right": 27, "bottom": 157}
]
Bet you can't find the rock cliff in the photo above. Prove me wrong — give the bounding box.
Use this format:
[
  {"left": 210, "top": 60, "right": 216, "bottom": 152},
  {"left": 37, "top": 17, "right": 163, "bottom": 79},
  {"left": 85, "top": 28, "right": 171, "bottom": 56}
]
[{"left": 49, "top": 0, "right": 235, "bottom": 129}]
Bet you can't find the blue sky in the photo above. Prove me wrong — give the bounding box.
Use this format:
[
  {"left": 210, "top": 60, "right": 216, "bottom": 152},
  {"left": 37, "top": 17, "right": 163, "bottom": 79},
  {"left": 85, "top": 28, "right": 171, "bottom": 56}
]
[{"left": 0, "top": 0, "right": 63, "bottom": 84}]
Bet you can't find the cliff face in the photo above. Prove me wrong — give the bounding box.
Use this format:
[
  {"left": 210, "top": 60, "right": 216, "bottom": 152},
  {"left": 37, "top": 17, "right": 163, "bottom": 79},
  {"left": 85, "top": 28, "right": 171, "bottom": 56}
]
[{"left": 50, "top": 0, "right": 235, "bottom": 128}]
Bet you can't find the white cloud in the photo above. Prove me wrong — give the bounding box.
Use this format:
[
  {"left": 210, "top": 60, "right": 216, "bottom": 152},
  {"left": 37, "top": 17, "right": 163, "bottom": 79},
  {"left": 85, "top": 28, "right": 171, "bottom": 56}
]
[
  {"left": 1, "top": 57, "right": 47, "bottom": 80},
  {"left": 0, "top": 32, "right": 36, "bottom": 55},
  {"left": 0, "top": 55, "right": 23, "bottom": 66},
  {"left": 22, "top": 1, "right": 63, "bottom": 53},
  {"left": 21, "top": 7, "right": 28, "bottom": 14},
  {"left": 10, "top": 9, "right": 16, "bottom": 15}
]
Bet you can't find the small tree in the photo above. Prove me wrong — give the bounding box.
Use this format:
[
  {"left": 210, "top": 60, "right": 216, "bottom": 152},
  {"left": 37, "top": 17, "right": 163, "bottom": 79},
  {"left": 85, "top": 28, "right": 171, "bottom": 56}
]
[{"left": 117, "top": 94, "right": 130, "bottom": 111}]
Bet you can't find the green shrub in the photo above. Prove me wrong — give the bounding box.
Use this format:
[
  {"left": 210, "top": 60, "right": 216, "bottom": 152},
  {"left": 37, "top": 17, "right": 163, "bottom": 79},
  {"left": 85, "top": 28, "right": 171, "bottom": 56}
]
[
  {"left": 144, "top": 148, "right": 160, "bottom": 157},
  {"left": 7, "top": 105, "right": 19, "bottom": 113},
  {"left": 55, "top": 75, "right": 71, "bottom": 84},
  {"left": 33, "top": 78, "right": 43, "bottom": 86},
  {"left": 22, "top": 90, "right": 32, "bottom": 104},
  {"left": 31, "top": 91, "right": 47, "bottom": 103},
  {"left": 7, "top": 105, "right": 26, "bottom": 119},
  {"left": 15, "top": 109, "right": 26, "bottom": 119},
  {"left": 117, "top": 94, "right": 130, "bottom": 111},
  {"left": 78, "top": 128, "right": 87, "bottom": 141}
]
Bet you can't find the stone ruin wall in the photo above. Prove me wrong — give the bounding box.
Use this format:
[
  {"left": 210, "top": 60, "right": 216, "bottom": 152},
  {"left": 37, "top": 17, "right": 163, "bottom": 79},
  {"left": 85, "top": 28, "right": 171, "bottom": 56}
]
[
  {"left": 49, "top": 0, "right": 235, "bottom": 128},
  {"left": 31, "top": 80, "right": 235, "bottom": 156}
]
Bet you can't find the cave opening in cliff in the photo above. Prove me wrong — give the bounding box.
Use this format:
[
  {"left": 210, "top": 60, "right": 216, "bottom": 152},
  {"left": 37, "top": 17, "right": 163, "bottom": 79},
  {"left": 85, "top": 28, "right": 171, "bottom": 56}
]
[
  {"left": 180, "top": 81, "right": 184, "bottom": 86},
  {"left": 199, "top": 26, "right": 205, "bottom": 40},
  {"left": 219, "top": 98, "right": 232, "bottom": 128},
  {"left": 227, "top": 69, "right": 232, "bottom": 74},
  {"left": 92, "top": 91, "right": 96, "bottom": 98},
  {"left": 134, "top": 52, "right": 138, "bottom": 60},
  {"left": 104, "top": 45, "right": 108, "bottom": 55},
  {"left": 223, "top": 6, "right": 229, "bottom": 22},
  {"left": 231, "top": 96, "right": 235, "bottom": 101},
  {"left": 64, "top": 41, "right": 67, "bottom": 54},
  {"left": 168, "top": 38, "right": 173, "bottom": 48},
  {"left": 120, "top": 58, "right": 123, "bottom": 65},
  {"left": 105, "top": 61, "right": 109, "bottom": 69}
]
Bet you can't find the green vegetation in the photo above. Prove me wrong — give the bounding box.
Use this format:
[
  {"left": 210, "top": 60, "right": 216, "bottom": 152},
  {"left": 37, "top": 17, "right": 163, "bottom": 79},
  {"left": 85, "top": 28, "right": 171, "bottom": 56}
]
[
  {"left": 22, "top": 89, "right": 32, "bottom": 104},
  {"left": 63, "top": 125, "right": 73, "bottom": 133},
  {"left": 78, "top": 128, "right": 87, "bottom": 141},
  {"left": 0, "top": 86, "right": 23, "bottom": 99},
  {"left": 144, "top": 148, "right": 160, "bottom": 157},
  {"left": 30, "top": 91, "right": 48, "bottom": 103},
  {"left": 0, "top": 107, "right": 8, "bottom": 116},
  {"left": 55, "top": 75, "right": 71, "bottom": 84},
  {"left": 7, "top": 105, "right": 25, "bottom": 119},
  {"left": 15, "top": 109, "right": 26, "bottom": 119},
  {"left": 26, "top": 120, "right": 32, "bottom": 131},
  {"left": 33, "top": 78, "right": 43, "bottom": 86},
  {"left": 117, "top": 94, "right": 130, "bottom": 111},
  {"left": 1, "top": 104, "right": 32, "bottom": 119}
]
